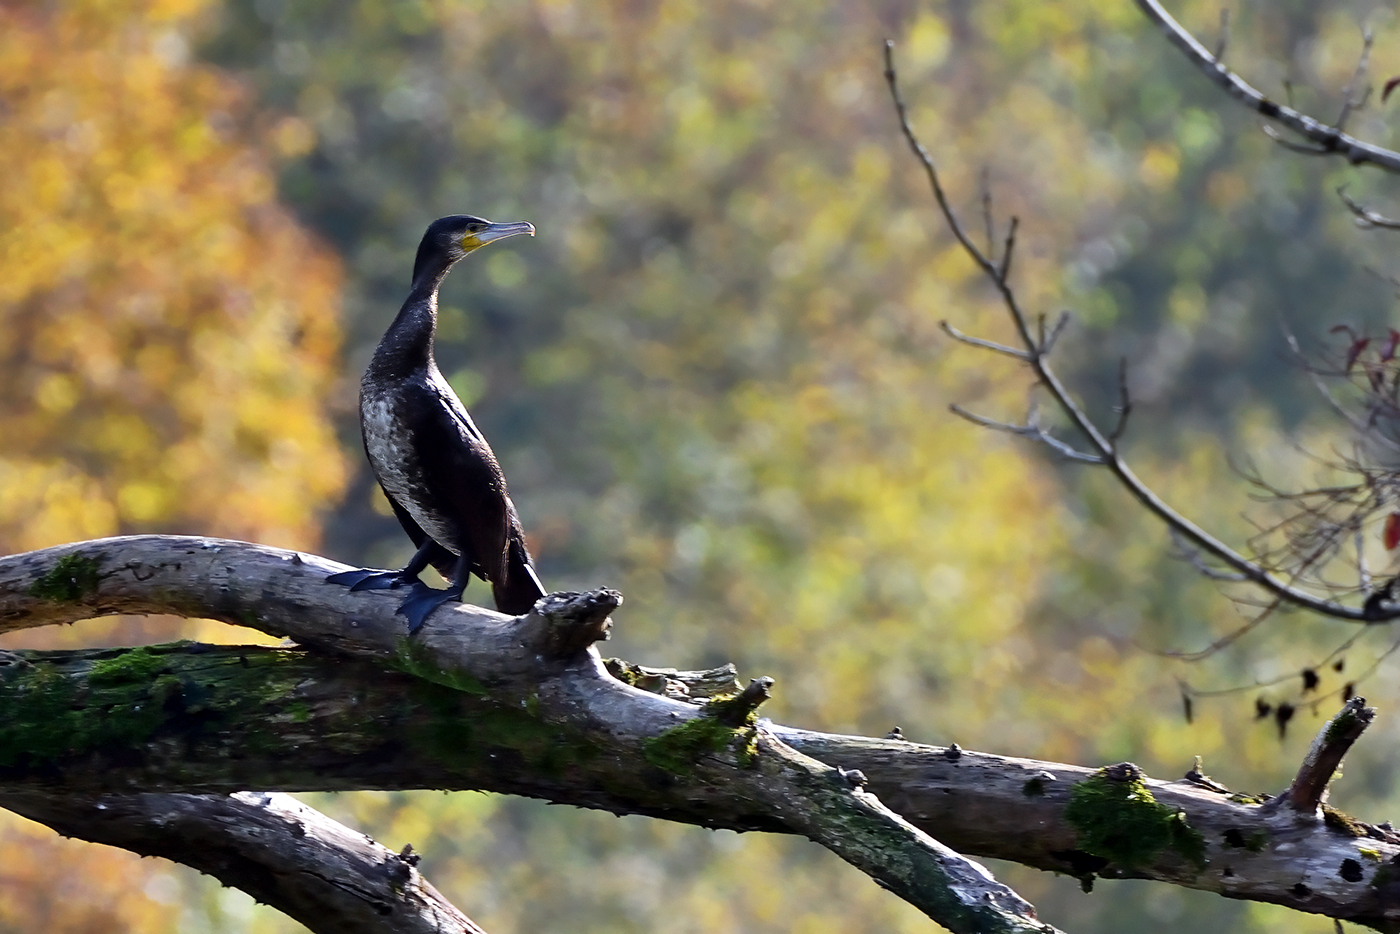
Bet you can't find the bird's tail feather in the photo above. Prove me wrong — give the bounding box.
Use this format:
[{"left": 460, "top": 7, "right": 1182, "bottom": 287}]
[{"left": 493, "top": 537, "right": 547, "bottom": 615}]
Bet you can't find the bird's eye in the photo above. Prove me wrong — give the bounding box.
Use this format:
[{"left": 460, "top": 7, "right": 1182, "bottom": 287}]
[{"left": 466, "top": 222, "right": 485, "bottom": 234}]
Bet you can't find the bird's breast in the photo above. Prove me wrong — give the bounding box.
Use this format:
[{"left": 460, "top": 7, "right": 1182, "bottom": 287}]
[{"left": 362, "top": 388, "right": 463, "bottom": 554}]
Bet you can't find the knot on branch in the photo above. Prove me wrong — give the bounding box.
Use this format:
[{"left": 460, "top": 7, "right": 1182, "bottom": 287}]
[
  {"left": 530, "top": 589, "right": 622, "bottom": 658},
  {"left": 707, "top": 677, "right": 774, "bottom": 727},
  {"left": 1101, "top": 762, "right": 1144, "bottom": 784}
]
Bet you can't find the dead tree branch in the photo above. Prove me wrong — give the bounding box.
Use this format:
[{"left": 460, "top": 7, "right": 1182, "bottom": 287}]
[
  {"left": 883, "top": 41, "right": 1394, "bottom": 623},
  {"left": 0, "top": 791, "right": 485, "bottom": 934},
  {"left": 0, "top": 535, "right": 1056, "bottom": 934},
  {"left": 4, "top": 537, "right": 1400, "bottom": 928}
]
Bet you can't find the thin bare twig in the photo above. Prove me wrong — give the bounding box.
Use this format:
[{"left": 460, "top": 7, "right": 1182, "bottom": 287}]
[
  {"left": 1109, "top": 357, "right": 1132, "bottom": 446},
  {"left": 1337, "top": 186, "right": 1400, "bottom": 230},
  {"left": 1213, "top": 9, "right": 1230, "bottom": 64},
  {"left": 948, "top": 404, "right": 1105, "bottom": 464},
  {"left": 939, "top": 321, "right": 1030, "bottom": 361},
  {"left": 884, "top": 40, "right": 1390, "bottom": 622},
  {"left": 980, "top": 167, "right": 994, "bottom": 258},
  {"left": 1335, "top": 26, "right": 1374, "bottom": 133}
]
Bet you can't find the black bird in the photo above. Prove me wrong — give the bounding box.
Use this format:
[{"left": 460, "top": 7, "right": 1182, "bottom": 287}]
[{"left": 327, "top": 215, "right": 546, "bottom": 632}]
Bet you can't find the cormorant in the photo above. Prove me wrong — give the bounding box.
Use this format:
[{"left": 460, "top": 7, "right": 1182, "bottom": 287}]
[{"left": 327, "top": 215, "right": 546, "bottom": 632}]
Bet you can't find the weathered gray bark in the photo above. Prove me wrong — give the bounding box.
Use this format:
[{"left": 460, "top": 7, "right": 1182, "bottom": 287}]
[
  {"left": 3, "top": 640, "right": 1396, "bottom": 928},
  {"left": 5, "top": 536, "right": 1400, "bottom": 929},
  {"left": 0, "top": 535, "right": 1056, "bottom": 934}
]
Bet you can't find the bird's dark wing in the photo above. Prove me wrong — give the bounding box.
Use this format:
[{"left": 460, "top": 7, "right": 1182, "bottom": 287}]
[
  {"left": 382, "top": 485, "right": 458, "bottom": 581},
  {"left": 402, "top": 377, "right": 512, "bottom": 584}
]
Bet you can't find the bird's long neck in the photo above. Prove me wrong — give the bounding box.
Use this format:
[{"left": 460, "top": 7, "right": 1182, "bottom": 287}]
[{"left": 366, "top": 253, "right": 455, "bottom": 382}]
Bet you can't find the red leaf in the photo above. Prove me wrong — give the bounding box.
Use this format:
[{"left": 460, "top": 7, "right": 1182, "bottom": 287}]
[
  {"left": 1385, "top": 76, "right": 1400, "bottom": 103},
  {"left": 1346, "top": 337, "right": 1371, "bottom": 372},
  {"left": 1381, "top": 329, "right": 1400, "bottom": 363},
  {"left": 1384, "top": 512, "right": 1400, "bottom": 550}
]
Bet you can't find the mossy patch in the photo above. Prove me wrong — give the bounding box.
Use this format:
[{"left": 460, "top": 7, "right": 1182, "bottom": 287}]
[
  {"left": 27, "top": 553, "right": 103, "bottom": 602},
  {"left": 89, "top": 646, "right": 167, "bottom": 686},
  {"left": 1325, "top": 707, "right": 1362, "bottom": 744},
  {"left": 0, "top": 643, "right": 307, "bottom": 771},
  {"left": 1322, "top": 804, "right": 1368, "bottom": 838},
  {"left": 643, "top": 701, "right": 757, "bottom": 776},
  {"left": 389, "top": 637, "right": 487, "bottom": 695},
  {"left": 1065, "top": 767, "right": 1207, "bottom": 872}
]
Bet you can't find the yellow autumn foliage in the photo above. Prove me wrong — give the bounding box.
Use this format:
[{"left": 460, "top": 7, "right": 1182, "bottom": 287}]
[
  {"left": 0, "top": 1, "right": 346, "bottom": 931},
  {"left": 0, "top": 0, "right": 345, "bottom": 557}
]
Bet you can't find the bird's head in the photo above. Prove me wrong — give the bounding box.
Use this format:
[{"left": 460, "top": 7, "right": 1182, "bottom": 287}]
[{"left": 413, "top": 214, "right": 535, "bottom": 284}]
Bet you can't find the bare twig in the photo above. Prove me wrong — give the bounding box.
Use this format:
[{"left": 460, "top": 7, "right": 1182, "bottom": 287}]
[
  {"left": 1134, "top": 0, "right": 1400, "bottom": 172},
  {"left": 884, "top": 40, "right": 1392, "bottom": 622},
  {"left": 1109, "top": 357, "right": 1132, "bottom": 446},
  {"left": 1338, "top": 186, "right": 1400, "bottom": 230},
  {"left": 1213, "top": 9, "right": 1230, "bottom": 64},
  {"left": 940, "top": 321, "right": 1031, "bottom": 361},
  {"left": 980, "top": 167, "right": 995, "bottom": 257},
  {"left": 1336, "top": 27, "right": 1374, "bottom": 133},
  {"left": 949, "top": 404, "right": 1105, "bottom": 463},
  {"left": 1040, "top": 311, "right": 1071, "bottom": 356}
]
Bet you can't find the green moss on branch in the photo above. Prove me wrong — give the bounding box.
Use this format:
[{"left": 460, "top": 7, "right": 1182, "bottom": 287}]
[
  {"left": 27, "top": 553, "right": 104, "bottom": 602},
  {"left": 1065, "top": 766, "right": 1207, "bottom": 872}
]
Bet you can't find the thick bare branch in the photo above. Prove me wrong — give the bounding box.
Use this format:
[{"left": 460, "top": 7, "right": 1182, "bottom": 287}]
[
  {"left": 4, "top": 536, "right": 1400, "bottom": 928},
  {"left": 0, "top": 535, "right": 1055, "bottom": 934},
  {"left": 0, "top": 791, "right": 485, "bottom": 934}
]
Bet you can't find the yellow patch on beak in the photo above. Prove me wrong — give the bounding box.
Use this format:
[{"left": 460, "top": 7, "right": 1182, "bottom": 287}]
[{"left": 461, "top": 220, "right": 535, "bottom": 253}]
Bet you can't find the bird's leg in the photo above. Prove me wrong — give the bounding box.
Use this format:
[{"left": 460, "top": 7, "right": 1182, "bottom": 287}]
[
  {"left": 397, "top": 552, "right": 472, "bottom": 634},
  {"left": 326, "top": 538, "right": 439, "bottom": 591}
]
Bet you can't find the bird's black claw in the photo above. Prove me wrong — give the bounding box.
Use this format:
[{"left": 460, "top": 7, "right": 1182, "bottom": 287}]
[
  {"left": 397, "top": 582, "right": 462, "bottom": 634},
  {"left": 326, "top": 568, "right": 407, "bottom": 591},
  {"left": 349, "top": 571, "right": 410, "bottom": 592}
]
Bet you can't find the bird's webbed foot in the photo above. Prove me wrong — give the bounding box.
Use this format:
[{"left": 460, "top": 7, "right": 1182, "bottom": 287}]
[
  {"left": 325, "top": 568, "right": 414, "bottom": 592},
  {"left": 396, "top": 581, "right": 465, "bottom": 634}
]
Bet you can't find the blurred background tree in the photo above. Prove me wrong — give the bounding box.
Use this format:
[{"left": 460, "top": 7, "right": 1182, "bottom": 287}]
[{"left": 6, "top": 0, "right": 1400, "bottom": 930}]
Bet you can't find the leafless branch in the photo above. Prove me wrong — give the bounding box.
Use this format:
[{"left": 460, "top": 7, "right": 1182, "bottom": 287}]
[
  {"left": 1133, "top": 0, "right": 1400, "bottom": 173},
  {"left": 1336, "top": 27, "right": 1374, "bottom": 132},
  {"left": 1213, "top": 9, "right": 1230, "bottom": 64},
  {"left": 1338, "top": 186, "right": 1400, "bottom": 230},
  {"left": 1109, "top": 358, "right": 1132, "bottom": 446},
  {"left": 940, "top": 320, "right": 1031, "bottom": 361},
  {"left": 884, "top": 40, "right": 1392, "bottom": 623},
  {"left": 949, "top": 403, "right": 1105, "bottom": 464}
]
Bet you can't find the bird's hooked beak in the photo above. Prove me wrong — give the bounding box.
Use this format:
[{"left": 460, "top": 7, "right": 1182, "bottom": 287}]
[{"left": 462, "top": 220, "right": 535, "bottom": 252}]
